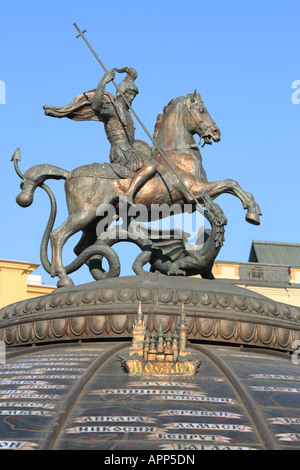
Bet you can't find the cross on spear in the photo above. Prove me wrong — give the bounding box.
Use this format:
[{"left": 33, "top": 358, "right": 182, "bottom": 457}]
[{"left": 73, "top": 23, "right": 204, "bottom": 214}]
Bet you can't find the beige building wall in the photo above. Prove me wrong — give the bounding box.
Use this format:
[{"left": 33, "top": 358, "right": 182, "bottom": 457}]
[
  {"left": 211, "top": 261, "right": 300, "bottom": 308},
  {"left": 235, "top": 284, "right": 300, "bottom": 307},
  {"left": 0, "top": 259, "right": 55, "bottom": 309}
]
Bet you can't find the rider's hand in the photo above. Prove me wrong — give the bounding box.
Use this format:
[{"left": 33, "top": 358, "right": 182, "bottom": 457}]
[{"left": 104, "top": 69, "right": 115, "bottom": 83}]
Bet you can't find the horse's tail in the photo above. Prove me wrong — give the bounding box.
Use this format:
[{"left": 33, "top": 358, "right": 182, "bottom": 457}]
[{"left": 16, "top": 164, "right": 69, "bottom": 207}]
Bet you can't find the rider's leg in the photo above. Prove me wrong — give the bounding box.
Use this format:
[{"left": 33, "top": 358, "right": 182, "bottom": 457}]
[{"left": 123, "top": 160, "right": 156, "bottom": 205}]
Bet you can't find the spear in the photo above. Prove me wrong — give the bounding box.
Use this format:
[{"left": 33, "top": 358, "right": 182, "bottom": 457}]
[{"left": 73, "top": 23, "right": 203, "bottom": 213}]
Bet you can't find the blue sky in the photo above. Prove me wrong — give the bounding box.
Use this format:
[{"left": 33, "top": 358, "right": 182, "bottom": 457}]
[{"left": 0, "top": 0, "right": 299, "bottom": 287}]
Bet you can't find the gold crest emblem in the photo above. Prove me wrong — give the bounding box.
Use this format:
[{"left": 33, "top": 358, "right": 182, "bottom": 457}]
[{"left": 122, "top": 302, "right": 200, "bottom": 375}]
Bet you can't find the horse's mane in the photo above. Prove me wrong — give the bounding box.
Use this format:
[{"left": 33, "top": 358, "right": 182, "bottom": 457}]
[{"left": 153, "top": 96, "right": 185, "bottom": 141}]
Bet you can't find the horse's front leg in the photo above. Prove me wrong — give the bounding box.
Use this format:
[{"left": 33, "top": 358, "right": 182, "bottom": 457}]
[{"left": 192, "top": 179, "right": 262, "bottom": 225}]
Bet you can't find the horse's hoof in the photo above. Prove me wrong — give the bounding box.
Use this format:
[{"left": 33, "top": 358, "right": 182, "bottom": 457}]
[
  {"left": 57, "top": 277, "right": 74, "bottom": 288},
  {"left": 246, "top": 212, "right": 260, "bottom": 225}
]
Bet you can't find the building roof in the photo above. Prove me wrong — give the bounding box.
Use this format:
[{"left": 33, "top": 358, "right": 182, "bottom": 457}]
[{"left": 249, "top": 240, "right": 300, "bottom": 266}]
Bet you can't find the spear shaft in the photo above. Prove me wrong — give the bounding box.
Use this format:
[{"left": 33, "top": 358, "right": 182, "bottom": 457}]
[{"left": 73, "top": 23, "right": 202, "bottom": 211}]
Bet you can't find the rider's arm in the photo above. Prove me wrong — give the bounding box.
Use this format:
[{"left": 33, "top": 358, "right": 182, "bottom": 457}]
[{"left": 91, "top": 69, "right": 115, "bottom": 114}]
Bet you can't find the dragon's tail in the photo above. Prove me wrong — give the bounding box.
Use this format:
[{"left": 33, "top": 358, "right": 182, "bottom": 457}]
[{"left": 16, "top": 164, "right": 69, "bottom": 207}]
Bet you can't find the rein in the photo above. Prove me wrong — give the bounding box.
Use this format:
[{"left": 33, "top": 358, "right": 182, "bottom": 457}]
[
  {"left": 187, "top": 99, "right": 217, "bottom": 147},
  {"left": 151, "top": 122, "right": 216, "bottom": 155},
  {"left": 151, "top": 142, "right": 200, "bottom": 155}
]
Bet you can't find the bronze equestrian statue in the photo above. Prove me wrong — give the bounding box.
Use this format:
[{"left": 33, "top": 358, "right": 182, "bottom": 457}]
[
  {"left": 12, "top": 25, "right": 261, "bottom": 288},
  {"left": 14, "top": 79, "right": 261, "bottom": 287}
]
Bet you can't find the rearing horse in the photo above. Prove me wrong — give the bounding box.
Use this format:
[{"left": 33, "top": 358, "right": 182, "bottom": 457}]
[{"left": 16, "top": 91, "right": 261, "bottom": 287}]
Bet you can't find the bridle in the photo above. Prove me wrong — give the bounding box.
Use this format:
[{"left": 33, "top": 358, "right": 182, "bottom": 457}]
[
  {"left": 187, "top": 99, "right": 218, "bottom": 147},
  {"left": 152, "top": 99, "right": 217, "bottom": 155}
]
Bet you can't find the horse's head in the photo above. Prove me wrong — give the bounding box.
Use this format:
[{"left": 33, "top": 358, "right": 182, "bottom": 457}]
[{"left": 186, "top": 91, "right": 221, "bottom": 146}]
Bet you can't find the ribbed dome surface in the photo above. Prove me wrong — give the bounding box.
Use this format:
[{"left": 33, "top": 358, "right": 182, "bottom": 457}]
[
  {"left": 0, "top": 341, "right": 300, "bottom": 450},
  {"left": 0, "top": 275, "right": 300, "bottom": 451}
]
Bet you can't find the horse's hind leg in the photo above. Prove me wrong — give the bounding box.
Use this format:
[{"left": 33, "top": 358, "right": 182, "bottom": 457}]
[
  {"left": 193, "top": 179, "right": 262, "bottom": 225},
  {"left": 50, "top": 210, "right": 96, "bottom": 287}
]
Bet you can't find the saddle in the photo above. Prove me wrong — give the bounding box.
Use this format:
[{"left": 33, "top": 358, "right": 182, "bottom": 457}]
[
  {"left": 68, "top": 155, "right": 166, "bottom": 181},
  {"left": 68, "top": 162, "right": 132, "bottom": 180}
]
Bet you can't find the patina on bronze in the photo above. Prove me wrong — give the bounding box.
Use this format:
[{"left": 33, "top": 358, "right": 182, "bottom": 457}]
[{"left": 12, "top": 27, "right": 261, "bottom": 288}]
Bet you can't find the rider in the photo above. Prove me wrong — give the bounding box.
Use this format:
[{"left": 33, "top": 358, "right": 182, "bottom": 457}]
[{"left": 91, "top": 67, "right": 156, "bottom": 206}]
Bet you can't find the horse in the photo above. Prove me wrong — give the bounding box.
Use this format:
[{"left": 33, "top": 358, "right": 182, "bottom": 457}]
[{"left": 16, "top": 91, "right": 261, "bottom": 287}]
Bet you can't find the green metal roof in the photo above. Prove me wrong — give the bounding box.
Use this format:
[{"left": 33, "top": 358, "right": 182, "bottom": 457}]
[{"left": 249, "top": 240, "right": 300, "bottom": 266}]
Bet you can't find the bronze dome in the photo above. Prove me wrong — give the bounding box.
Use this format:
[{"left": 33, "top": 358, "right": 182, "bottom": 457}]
[{"left": 0, "top": 275, "right": 300, "bottom": 450}]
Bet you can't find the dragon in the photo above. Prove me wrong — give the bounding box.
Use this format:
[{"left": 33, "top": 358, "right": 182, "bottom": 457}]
[{"left": 131, "top": 193, "right": 227, "bottom": 278}]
